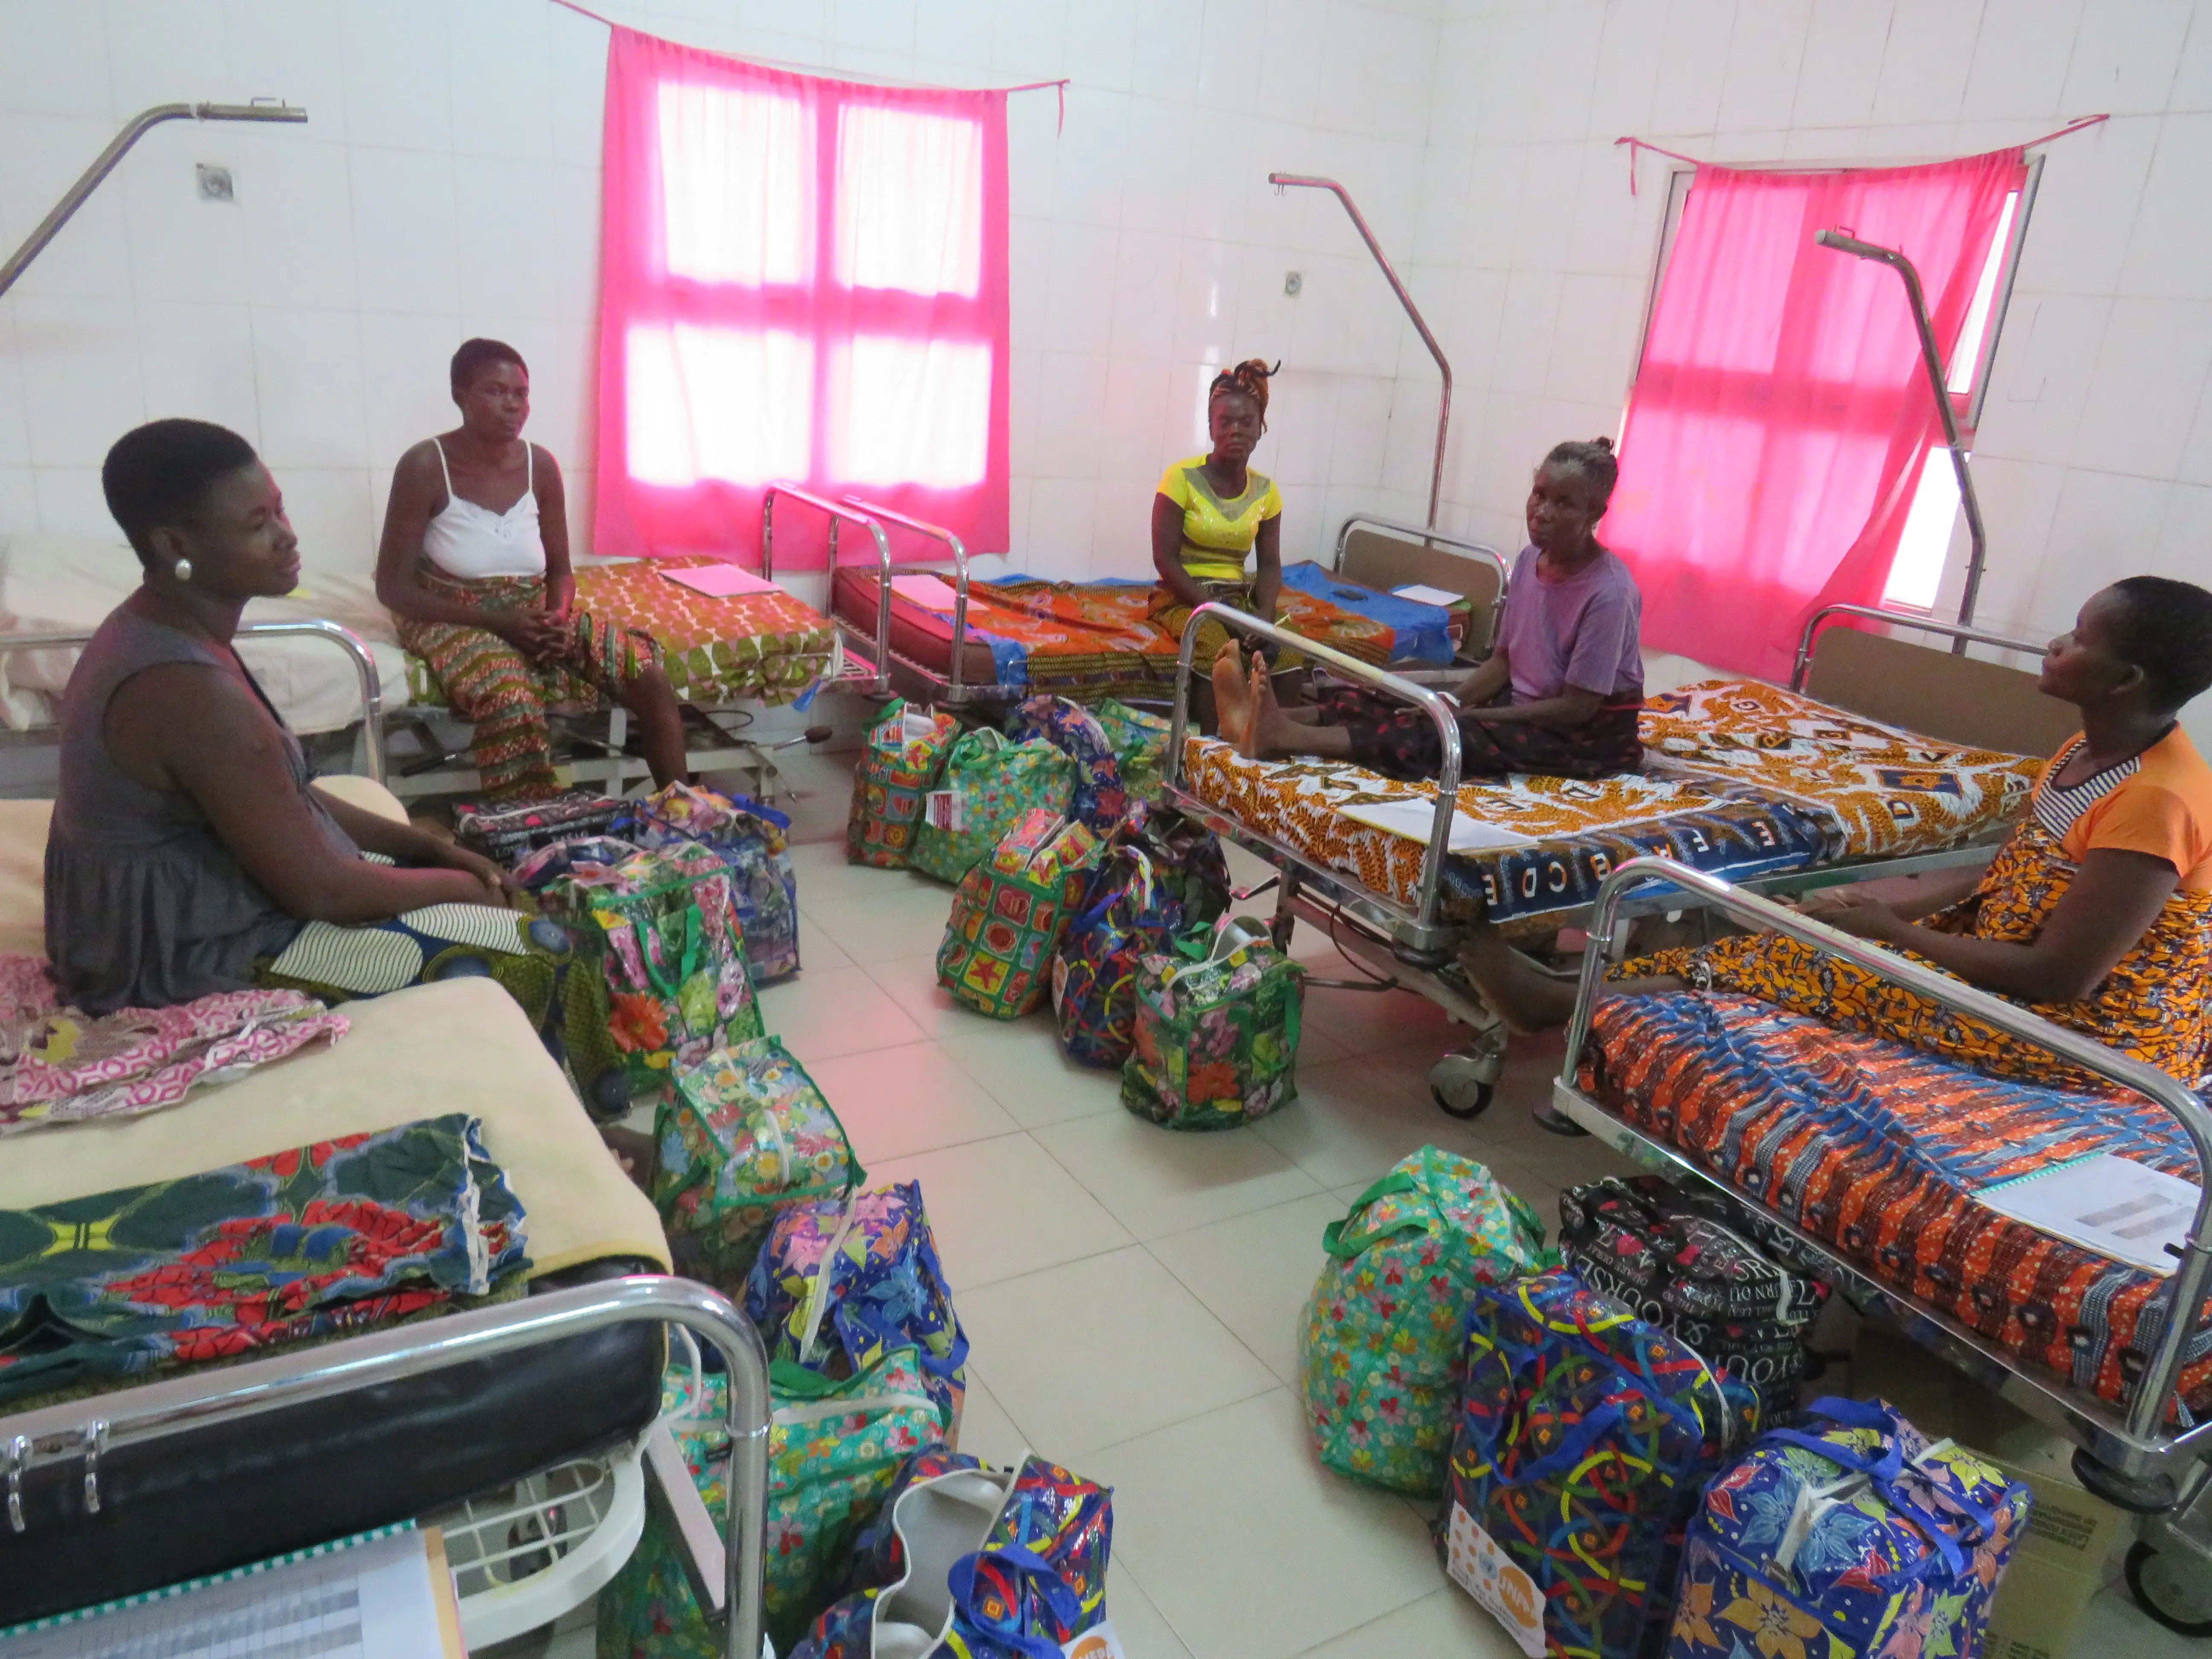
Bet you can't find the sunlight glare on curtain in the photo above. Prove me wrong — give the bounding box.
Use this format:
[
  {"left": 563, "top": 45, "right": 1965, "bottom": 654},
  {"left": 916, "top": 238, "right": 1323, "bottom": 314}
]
[
  {"left": 835, "top": 105, "right": 984, "bottom": 297},
  {"left": 832, "top": 337, "right": 993, "bottom": 486},
  {"left": 626, "top": 325, "right": 813, "bottom": 486},
  {"left": 655, "top": 81, "right": 809, "bottom": 285}
]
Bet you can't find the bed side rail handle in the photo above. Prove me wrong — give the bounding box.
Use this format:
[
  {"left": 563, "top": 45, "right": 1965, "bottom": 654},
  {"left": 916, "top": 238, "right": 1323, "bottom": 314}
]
[
  {"left": 0, "top": 1275, "right": 772, "bottom": 1659},
  {"left": 1331, "top": 512, "right": 1511, "bottom": 646},
  {"left": 1560, "top": 854, "right": 2212, "bottom": 1448},
  {"left": 1164, "top": 602, "right": 1462, "bottom": 934},
  {"left": 763, "top": 483, "right": 894, "bottom": 700},
  {"left": 0, "top": 620, "right": 387, "bottom": 786},
  {"left": 1790, "top": 603, "right": 2049, "bottom": 693},
  {"left": 842, "top": 495, "right": 970, "bottom": 700}
]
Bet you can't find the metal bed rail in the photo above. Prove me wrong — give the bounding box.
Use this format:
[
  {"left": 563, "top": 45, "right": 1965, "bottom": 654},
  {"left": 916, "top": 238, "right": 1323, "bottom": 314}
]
[
  {"left": 843, "top": 494, "right": 973, "bottom": 701},
  {"left": 1331, "top": 512, "right": 1510, "bottom": 655},
  {"left": 0, "top": 1275, "right": 771, "bottom": 1659},
  {"left": 1164, "top": 601, "right": 1464, "bottom": 943},
  {"left": 762, "top": 483, "right": 893, "bottom": 700},
  {"left": 1552, "top": 855, "right": 2212, "bottom": 1503},
  {"left": 1790, "top": 602, "right": 2047, "bottom": 693},
  {"left": 0, "top": 620, "right": 387, "bottom": 786}
]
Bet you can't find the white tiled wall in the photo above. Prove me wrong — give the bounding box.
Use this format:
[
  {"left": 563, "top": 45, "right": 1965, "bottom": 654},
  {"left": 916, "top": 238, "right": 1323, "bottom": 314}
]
[
  {"left": 1417, "top": 0, "right": 2212, "bottom": 751},
  {"left": 0, "top": 0, "right": 1447, "bottom": 582}
]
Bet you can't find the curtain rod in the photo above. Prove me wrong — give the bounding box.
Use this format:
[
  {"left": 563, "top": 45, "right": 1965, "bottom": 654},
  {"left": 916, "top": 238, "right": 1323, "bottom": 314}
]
[
  {"left": 545, "top": 0, "right": 1068, "bottom": 125},
  {"left": 1613, "top": 113, "right": 2109, "bottom": 195}
]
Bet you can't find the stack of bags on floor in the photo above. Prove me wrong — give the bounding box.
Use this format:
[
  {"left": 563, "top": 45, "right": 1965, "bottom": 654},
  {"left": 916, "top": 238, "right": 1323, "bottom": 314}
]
[
  {"left": 459, "top": 778, "right": 1126, "bottom": 1656},
  {"left": 1299, "top": 1153, "right": 2035, "bottom": 1659},
  {"left": 849, "top": 693, "right": 1310, "bottom": 1133}
]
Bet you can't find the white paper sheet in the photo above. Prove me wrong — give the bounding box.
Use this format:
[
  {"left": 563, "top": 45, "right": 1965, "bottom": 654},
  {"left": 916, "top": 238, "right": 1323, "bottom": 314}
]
[
  {"left": 1976, "top": 1153, "right": 2202, "bottom": 1276},
  {"left": 891, "top": 573, "right": 963, "bottom": 611},
  {"left": 660, "top": 563, "right": 779, "bottom": 598},
  {"left": 1, "top": 1526, "right": 454, "bottom": 1658},
  {"left": 1391, "top": 583, "right": 1467, "bottom": 608},
  {"left": 1337, "top": 796, "right": 1537, "bottom": 853}
]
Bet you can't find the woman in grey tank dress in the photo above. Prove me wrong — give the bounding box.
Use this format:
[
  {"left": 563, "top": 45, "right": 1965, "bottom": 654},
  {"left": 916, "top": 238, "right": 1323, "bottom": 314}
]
[{"left": 47, "top": 419, "right": 624, "bottom": 1115}]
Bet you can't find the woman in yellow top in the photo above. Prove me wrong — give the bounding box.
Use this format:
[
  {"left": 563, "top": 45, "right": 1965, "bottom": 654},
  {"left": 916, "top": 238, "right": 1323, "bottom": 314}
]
[{"left": 1149, "top": 359, "right": 1294, "bottom": 673}]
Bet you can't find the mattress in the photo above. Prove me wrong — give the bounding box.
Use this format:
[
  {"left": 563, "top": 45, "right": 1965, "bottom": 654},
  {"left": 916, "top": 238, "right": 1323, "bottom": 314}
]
[
  {"left": 1643, "top": 678, "right": 2043, "bottom": 856},
  {"left": 0, "top": 536, "right": 412, "bottom": 734},
  {"left": 1177, "top": 681, "right": 2041, "bottom": 926},
  {"left": 1180, "top": 736, "right": 1834, "bottom": 926},
  {"left": 1581, "top": 990, "right": 2212, "bottom": 1423},
  {"left": 1277, "top": 561, "right": 1457, "bottom": 664},
  {"left": 830, "top": 568, "right": 1397, "bottom": 699},
  {"left": 405, "top": 558, "right": 837, "bottom": 710},
  {"left": 0, "top": 779, "right": 670, "bottom": 1616}
]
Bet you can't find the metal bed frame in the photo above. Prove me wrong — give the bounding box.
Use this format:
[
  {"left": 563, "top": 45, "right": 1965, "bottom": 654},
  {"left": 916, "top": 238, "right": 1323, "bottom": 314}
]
[
  {"left": 1159, "top": 601, "right": 2036, "bottom": 1118},
  {"left": 1548, "top": 856, "right": 2212, "bottom": 1585},
  {"left": 1790, "top": 601, "right": 2047, "bottom": 692},
  {"left": 0, "top": 620, "right": 390, "bottom": 786},
  {"left": 1330, "top": 512, "right": 1510, "bottom": 658},
  {"left": 0, "top": 1274, "right": 772, "bottom": 1658}
]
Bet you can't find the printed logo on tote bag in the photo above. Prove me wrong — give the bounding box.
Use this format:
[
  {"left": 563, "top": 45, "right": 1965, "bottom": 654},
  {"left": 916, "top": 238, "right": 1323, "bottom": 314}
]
[{"left": 1445, "top": 1503, "right": 1544, "bottom": 1659}]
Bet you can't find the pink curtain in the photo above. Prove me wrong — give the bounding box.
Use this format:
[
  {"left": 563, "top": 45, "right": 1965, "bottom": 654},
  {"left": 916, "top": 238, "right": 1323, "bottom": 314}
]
[
  {"left": 592, "top": 27, "right": 1011, "bottom": 567},
  {"left": 1607, "top": 150, "right": 2025, "bottom": 681}
]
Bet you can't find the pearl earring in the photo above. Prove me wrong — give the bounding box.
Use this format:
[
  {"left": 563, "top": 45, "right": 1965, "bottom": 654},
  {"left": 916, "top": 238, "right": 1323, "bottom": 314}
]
[{"left": 173, "top": 558, "right": 192, "bottom": 583}]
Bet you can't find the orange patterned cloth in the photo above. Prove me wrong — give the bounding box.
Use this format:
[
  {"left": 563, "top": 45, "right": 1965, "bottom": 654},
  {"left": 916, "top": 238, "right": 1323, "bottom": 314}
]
[
  {"left": 1583, "top": 990, "right": 2212, "bottom": 1420},
  {"left": 1642, "top": 678, "right": 2041, "bottom": 855}
]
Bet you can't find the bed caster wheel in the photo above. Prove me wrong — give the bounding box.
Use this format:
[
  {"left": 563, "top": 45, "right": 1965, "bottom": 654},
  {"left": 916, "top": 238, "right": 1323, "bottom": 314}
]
[
  {"left": 2128, "top": 1541, "right": 2212, "bottom": 1636},
  {"left": 1429, "top": 1046, "right": 1503, "bottom": 1121}
]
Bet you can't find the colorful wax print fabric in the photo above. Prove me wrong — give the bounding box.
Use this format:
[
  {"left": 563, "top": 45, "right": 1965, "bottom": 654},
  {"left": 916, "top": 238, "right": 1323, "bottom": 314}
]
[
  {"left": 1300, "top": 1148, "right": 1551, "bottom": 1496},
  {"left": 1642, "top": 678, "right": 2040, "bottom": 856},
  {"left": 0, "top": 1113, "right": 526, "bottom": 1406},
  {"left": 1583, "top": 989, "right": 2212, "bottom": 1420},
  {"left": 1179, "top": 735, "right": 1833, "bottom": 927},
  {"left": 0, "top": 953, "right": 344, "bottom": 1137}
]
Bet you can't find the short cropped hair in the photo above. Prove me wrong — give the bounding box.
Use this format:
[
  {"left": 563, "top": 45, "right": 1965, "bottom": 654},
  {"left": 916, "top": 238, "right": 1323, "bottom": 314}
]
[
  {"left": 101, "top": 419, "right": 260, "bottom": 565},
  {"left": 1543, "top": 435, "right": 1619, "bottom": 509},
  {"left": 2107, "top": 576, "right": 2212, "bottom": 710},
  {"left": 450, "top": 337, "right": 527, "bottom": 395}
]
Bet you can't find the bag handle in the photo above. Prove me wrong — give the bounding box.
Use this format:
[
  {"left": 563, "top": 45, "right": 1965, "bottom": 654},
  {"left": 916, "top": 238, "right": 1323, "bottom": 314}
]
[
  {"left": 1762, "top": 1426, "right": 1973, "bottom": 1580},
  {"left": 946, "top": 1542, "right": 1086, "bottom": 1659},
  {"left": 795, "top": 1197, "right": 864, "bottom": 1367},
  {"left": 1321, "top": 1171, "right": 1421, "bottom": 1258}
]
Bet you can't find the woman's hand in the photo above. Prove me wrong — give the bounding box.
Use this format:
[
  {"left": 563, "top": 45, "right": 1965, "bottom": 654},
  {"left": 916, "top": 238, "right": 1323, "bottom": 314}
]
[
  {"left": 1797, "top": 889, "right": 1904, "bottom": 942},
  {"left": 431, "top": 841, "right": 523, "bottom": 905},
  {"left": 491, "top": 608, "right": 569, "bottom": 664}
]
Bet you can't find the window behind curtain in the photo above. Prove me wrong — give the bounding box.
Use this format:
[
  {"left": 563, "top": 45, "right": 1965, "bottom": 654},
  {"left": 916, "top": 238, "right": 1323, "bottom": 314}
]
[{"left": 592, "top": 27, "right": 1011, "bottom": 566}]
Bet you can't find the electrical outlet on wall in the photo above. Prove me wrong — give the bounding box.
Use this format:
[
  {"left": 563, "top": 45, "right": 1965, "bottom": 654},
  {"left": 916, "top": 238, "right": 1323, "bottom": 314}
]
[
  {"left": 1284, "top": 271, "right": 1302, "bottom": 297},
  {"left": 196, "top": 164, "right": 234, "bottom": 201}
]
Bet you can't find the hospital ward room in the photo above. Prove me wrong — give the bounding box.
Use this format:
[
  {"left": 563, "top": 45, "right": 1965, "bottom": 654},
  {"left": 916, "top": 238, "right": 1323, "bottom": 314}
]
[{"left": 8, "top": 3, "right": 2212, "bottom": 1656}]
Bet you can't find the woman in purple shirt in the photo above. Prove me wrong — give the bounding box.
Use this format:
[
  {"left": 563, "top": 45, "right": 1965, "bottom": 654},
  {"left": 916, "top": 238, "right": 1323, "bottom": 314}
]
[{"left": 1216, "top": 437, "right": 1644, "bottom": 780}]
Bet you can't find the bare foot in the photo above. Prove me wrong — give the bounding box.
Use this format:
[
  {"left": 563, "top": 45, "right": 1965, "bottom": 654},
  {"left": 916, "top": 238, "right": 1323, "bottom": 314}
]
[
  {"left": 1211, "top": 641, "right": 1253, "bottom": 746},
  {"left": 1243, "top": 659, "right": 1284, "bottom": 758}
]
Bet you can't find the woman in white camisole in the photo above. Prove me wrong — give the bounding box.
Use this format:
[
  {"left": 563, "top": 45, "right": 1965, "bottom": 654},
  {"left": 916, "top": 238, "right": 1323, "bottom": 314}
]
[{"left": 375, "top": 338, "right": 686, "bottom": 797}]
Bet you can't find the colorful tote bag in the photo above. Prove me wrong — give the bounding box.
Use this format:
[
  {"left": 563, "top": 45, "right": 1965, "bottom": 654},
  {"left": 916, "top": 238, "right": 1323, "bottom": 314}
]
[
  {"left": 1007, "top": 694, "right": 1127, "bottom": 830},
  {"left": 936, "top": 811, "right": 1103, "bottom": 1020},
  {"left": 1051, "top": 813, "right": 1231, "bottom": 1069},
  {"left": 535, "top": 841, "right": 765, "bottom": 1106},
  {"left": 596, "top": 1340, "right": 948, "bottom": 1659},
  {"left": 1666, "top": 1397, "right": 2032, "bottom": 1659},
  {"left": 1439, "top": 1269, "right": 1750, "bottom": 1659},
  {"left": 850, "top": 700, "right": 960, "bottom": 868},
  {"left": 653, "top": 1038, "right": 864, "bottom": 1284},
  {"left": 1300, "top": 1148, "right": 1552, "bottom": 1497},
  {"left": 792, "top": 1449, "right": 1116, "bottom": 1659},
  {"left": 617, "top": 781, "right": 803, "bottom": 984},
  {"left": 742, "top": 1182, "right": 969, "bottom": 1434},
  {"left": 1092, "top": 698, "right": 1171, "bottom": 806},
  {"left": 909, "top": 729, "right": 1077, "bottom": 887},
  {"left": 1120, "top": 924, "right": 1305, "bottom": 1129},
  {"left": 1559, "top": 1175, "right": 1829, "bottom": 1424}
]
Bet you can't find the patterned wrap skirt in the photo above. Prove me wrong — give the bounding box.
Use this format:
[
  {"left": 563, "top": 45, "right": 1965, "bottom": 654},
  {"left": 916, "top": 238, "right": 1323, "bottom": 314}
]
[
  {"left": 1148, "top": 579, "right": 1306, "bottom": 672},
  {"left": 1619, "top": 818, "right": 2212, "bottom": 1092},
  {"left": 1318, "top": 685, "right": 1646, "bottom": 784},
  {"left": 395, "top": 565, "right": 663, "bottom": 800}
]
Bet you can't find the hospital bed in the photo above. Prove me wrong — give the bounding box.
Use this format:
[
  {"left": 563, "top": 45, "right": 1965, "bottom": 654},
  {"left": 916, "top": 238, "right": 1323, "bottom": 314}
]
[
  {"left": 0, "top": 772, "right": 689, "bottom": 1631},
  {"left": 1159, "top": 601, "right": 2055, "bottom": 1119},
  {"left": 1330, "top": 512, "right": 1509, "bottom": 657},
  {"left": 803, "top": 500, "right": 1499, "bottom": 709},
  {"left": 1547, "top": 854, "right": 2212, "bottom": 1629}
]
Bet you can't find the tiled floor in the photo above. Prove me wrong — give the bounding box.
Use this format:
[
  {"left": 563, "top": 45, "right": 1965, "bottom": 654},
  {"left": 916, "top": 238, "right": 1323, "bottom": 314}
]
[{"left": 506, "top": 745, "right": 2193, "bottom": 1659}]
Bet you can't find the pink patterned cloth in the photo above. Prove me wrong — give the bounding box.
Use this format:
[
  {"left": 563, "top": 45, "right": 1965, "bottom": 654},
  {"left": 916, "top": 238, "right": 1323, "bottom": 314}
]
[{"left": 0, "top": 955, "right": 347, "bottom": 1137}]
